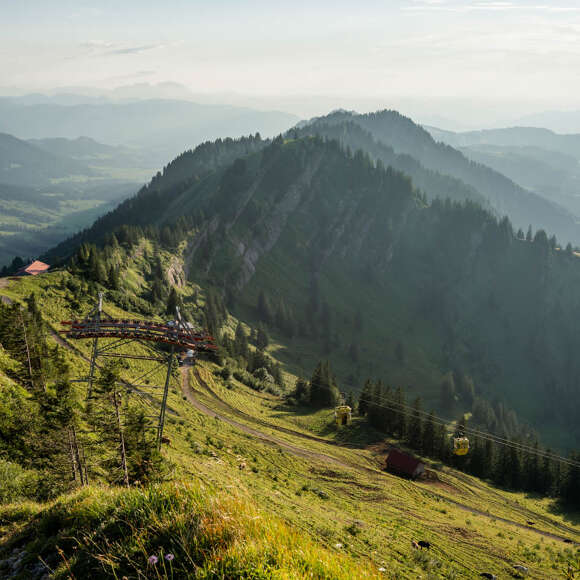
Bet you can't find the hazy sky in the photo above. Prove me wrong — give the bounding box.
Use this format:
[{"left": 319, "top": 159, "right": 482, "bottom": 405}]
[{"left": 1, "top": 0, "right": 579, "bottom": 124}]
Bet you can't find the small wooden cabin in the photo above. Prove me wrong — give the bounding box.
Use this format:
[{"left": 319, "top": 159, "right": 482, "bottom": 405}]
[{"left": 385, "top": 449, "right": 425, "bottom": 479}]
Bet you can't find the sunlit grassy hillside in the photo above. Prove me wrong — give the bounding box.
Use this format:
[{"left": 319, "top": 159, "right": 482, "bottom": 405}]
[{"left": 0, "top": 263, "right": 578, "bottom": 579}]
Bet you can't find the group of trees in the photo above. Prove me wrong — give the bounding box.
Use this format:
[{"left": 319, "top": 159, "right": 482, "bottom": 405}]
[
  {"left": 218, "top": 321, "right": 284, "bottom": 393},
  {"left": 289, "top": 360, "right": 340, "bottom": 408},
  {"left": 358, "top": 379, "right": 580, "bottom": 508},
  {"left": 0, "top": 297, "right": 162, "bottom": 500}
]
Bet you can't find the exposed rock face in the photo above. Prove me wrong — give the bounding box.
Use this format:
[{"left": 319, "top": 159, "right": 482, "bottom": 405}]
[{"left": 167, "top": 256, "right": 186, "bottom": 288}]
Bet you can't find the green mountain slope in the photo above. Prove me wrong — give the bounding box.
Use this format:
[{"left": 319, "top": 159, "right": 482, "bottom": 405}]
[
  {"left": 0, "top": 259, "right": 578, "bottom": 579},
  {"left": 43, "top": 135, "right": 580, "bottom": 451},
  {"left": 306, "top": 111, "right": 580, "bottom": 247}
]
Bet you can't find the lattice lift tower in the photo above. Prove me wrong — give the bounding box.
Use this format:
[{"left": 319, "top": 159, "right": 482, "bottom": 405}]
[{"left": 61, "top": 293, "right": 216, "bottom": 448}]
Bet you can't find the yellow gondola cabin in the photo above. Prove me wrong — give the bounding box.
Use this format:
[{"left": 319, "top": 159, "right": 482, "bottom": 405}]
[
  {"left": 453, "top": 436, "right": 470, "bottom": 456},
  {"left": 334, "top": 405, "right": 352, "bottom": 427}
]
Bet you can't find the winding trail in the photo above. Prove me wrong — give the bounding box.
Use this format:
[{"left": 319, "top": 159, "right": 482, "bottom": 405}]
[
  {"left": 181, "top": 365, "right": 349, "bottom": 467},
  {"left": 181, "top": 364, "right": 580, "bottom": 545}
]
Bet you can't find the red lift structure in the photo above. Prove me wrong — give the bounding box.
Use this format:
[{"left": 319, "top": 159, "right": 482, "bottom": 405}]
[{"left": 61, "top": 292, "right": 216, "bottom": 448}]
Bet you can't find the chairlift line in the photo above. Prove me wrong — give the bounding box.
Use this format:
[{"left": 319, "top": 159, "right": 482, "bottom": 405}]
[
  {"left": 360, "top": 395, "right": 579, "bottom": 466},
  {"left": 358, "top": 395, "right": 580, "bottom": 468}
]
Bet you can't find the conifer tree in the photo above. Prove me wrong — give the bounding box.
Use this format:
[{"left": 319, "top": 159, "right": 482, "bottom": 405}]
[
  {"left": 345, "top": 391, "right": 355, "bottom": 412},
  {"left": 407, "top": 397, "right": 423, "bottom": 451},
  {"left": 257, "top": 290, "right": 273, "bottom": 324},
  {"left": 234, "top": 322, "right": 249, "bottom": 359},
  {"left": 123, "top": 406, "right": 162, "bottom": 483},
  {"left": 309, "top": 360, "right": 339, "bottom": 408},
  {"left": 256, "top": 325, "right": 269, "bottom": 350},
  {"left": 526, "top": 225, "right": 533, "bottom": 241},
  {"left": 358, "top": 379, "right": 373, "bottom": 416},
  {"left": 293, "top": 377, "right": 310, "bottom": 404},
  {"left": 368, "top": 381, "right": 383, "bottom": 430},
  {"left": 89, "top": 364, "right": 129, "bottom": 486},
  {"left": 440, "top": 372, "right": 456, "bottom": 412},
  {"left": 393, "top": 386, "right": 407, "bottom": 439},
  {"left": 166, "top": 287, "right": 180, "bottom": 316},
  {"left": 560, "top": 452, "right": 580, "bottom": 508},
  {"left": 422, "top": 411, "right": 435, "bottom": 457}
]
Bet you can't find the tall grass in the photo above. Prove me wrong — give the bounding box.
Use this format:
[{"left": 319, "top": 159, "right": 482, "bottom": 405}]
[{"left": 0, "top": 481, "right": 380, "bottom": 579}]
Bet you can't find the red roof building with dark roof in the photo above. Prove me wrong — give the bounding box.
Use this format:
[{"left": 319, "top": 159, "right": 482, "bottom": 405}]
[
  {"left": 385, "top": 449, "right": 426, "bottom": 479},
  {"left": 16, "top": 260, "right": 50, "bottom": 276}
]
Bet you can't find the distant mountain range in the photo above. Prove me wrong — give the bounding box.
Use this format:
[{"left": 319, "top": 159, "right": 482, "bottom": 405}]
[
  {"left": 515, "top": 110, "right": 580, "bottom": 134},
  {"left": 297, "top": 111, "right": 580, "bottom": 247},
  {"left": 427, "top": 126, "right": 580, "bottom": 219},
  {"left": 0, "top": 132, "right": 94, "bottom": 186},
  {"left": 0, "top": 97, "right": 300, "bottom": 164},
  {"left": 0, "top": 132, "right": 149, "bottom": 265}
]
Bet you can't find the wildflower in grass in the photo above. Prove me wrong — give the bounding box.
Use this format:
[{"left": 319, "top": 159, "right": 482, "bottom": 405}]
[
  {"left": 148, "top": 555, "right": 158, "bottom": 565},
  {"left": 334, "top": 543, "right": 343, "bottom": 549},
  {"left": 165, "top": 553, "right": 175, "bottom": 561}
]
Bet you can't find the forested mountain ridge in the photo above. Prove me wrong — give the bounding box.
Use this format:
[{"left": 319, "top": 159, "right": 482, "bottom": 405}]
[
  {"left": 426, "top": 125, "right": 580, "bottom": 220},
  {"left": 302, "top": 110, "right": 580, "bottom": 247},
  {"left": 291, "top": 120, "right": 488, "bottom": 206},
  {"left": 44, "top": 134, "right": 269, "bottom": 261},
  {"left": 43, "top": 134, "right": 580, "bottom": 451}
]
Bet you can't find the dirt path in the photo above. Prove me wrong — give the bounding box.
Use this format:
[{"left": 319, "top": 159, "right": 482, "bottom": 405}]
[
  {"left": 191, "top": 366, "right": 359, "bottom": 448},
  {"left": 182, "top": 365, "right": 579, "bottom": 545},
  {"left": 181, "top": 366, "right": 350, "bottom": 467}
]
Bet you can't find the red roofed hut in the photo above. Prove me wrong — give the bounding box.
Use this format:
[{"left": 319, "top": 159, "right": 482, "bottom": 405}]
[
  {"left": 16, "top": 260, "right": 50, "bottom": 276},
  {"left": 385, "top": 449, "right": 425, "bottom": 479}
]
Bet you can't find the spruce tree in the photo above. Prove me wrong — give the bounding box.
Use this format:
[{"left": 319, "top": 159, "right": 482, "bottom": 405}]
[
  {"left": 309, "top": 360, "right": 339, "bottom": 408},
  {"left": 560, "top": 452, "right": 580, "bottom": 508},
  {"left": 368, "top": 381, "right": 383, "bottom": 430},
  {"left": 407, "top": 397, "right": 423, "bottom": 451},
  {"left": 234, "top": 322, "right": 249, "bottom": 359},
  {"left": 439, "top": 372, "right": 456, "bottom": 412},
  {"left": 257, "top": 290, "right": 272, "bottom": 324},
  {"left": 358, "top": 379, "right": 373, "bottom": 416},
  {"left": 393, "top": 386, "right": 407, "bottom": 439},
  {"left": 345, "top": 391, "right": 355, "bottom": 412},
  {"left": 166, "top": 287, "right": 180, "bottom": 316},
  {"left": 422, "top": 411, "right": 435, "bottom": 457},
  {"left": 293, "top": 378, "right": 310, "bottom": 404},
  {"left": 256, "top": 325, "right": 269, "bottom": 350}
]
